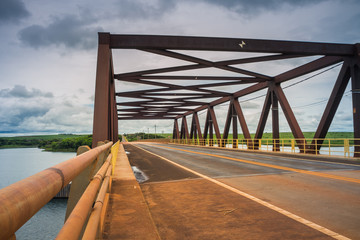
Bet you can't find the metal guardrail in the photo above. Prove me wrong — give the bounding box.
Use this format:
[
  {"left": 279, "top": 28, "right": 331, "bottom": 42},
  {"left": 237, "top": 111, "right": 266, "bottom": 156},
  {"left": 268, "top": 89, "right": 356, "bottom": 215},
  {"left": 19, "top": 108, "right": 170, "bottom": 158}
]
[
  {"left": 171, "top": 138, "right": 360, "bottom": 158},
  {"left": 0, "top": 140, "right": 119, "bottom": 240}
]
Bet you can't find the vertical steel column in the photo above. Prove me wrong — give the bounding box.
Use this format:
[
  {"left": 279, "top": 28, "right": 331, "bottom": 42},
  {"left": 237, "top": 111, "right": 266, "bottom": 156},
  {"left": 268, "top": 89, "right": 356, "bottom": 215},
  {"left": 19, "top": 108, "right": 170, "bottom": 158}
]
[
  {"left": 190, "top": 114, "right": 195, "bottom": 139},
  {"left": 232, "top": 102, "right": 238, "bottom": 148},
  {"left": 109, "top": 52, "right": 118, "bottom": 143},
  {"left": 272, "top": 90, "right": 280, "bottom": 151},
  {"left": 203, "top": 109, "right": 210, "bottom": 140},
  {"left": 233, "top": 99, "right": 252, "bottom": 148},
  {"left": 209, "top": 106, "right": 222, "bottom": 144},
  {"left": 273, "top": 84, "right": 306, "bottom": 152},
  {"left": 222, "top": 100, "right": 233, "bottom": 147},
  {"left": 209, "top": 119, "right": 214, "bottom": 146},
  {"left": 92, "top": 33, "right": 115, "bottom": 147},
  {"left": 190, "top": 112, "right": 201, "bottom": 144},
  {"left": 254, "top": 89, "right": 272, "bottom": 149},
  {"left": 351, "top": 51, "right": 360, "bottom": 157},
  {"left": 172, "top": 119, "right": 180, "bottom": 139},
  {"left": 180, "top": 116, "right": 190, "bottom": 140},
  {"left": 194, "top": 112, "right": 203, "bottom": 142},
  {"left": 193, "top": 116, "right": 198, "bottom": 144}
]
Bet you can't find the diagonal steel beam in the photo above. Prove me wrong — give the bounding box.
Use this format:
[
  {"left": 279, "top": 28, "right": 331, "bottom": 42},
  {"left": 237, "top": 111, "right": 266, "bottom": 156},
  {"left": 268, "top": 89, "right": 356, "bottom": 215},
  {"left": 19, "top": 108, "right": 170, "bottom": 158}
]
[
  {"left": 180, "top": 116, "right": 190, "bottom": 139},
  {"left": 312, "top": 61, "right": 351, "bottom": 149},
  {"left": 275, "top": 56, "right": 343, "bottom": 83},
  {"left": 273, "top": 84, "right": 306, "bottom": 152},
  {"left": 173, "top": 119, "right": 180, "bottom": 139},
  {"left": 222, "top": 100, "right": 233, "bottom": 140},
  {"left": 209, "top": 106, "right": 222, "bottom": 140},
  {"left": 233, "top": 99, "right": 252, "bottom": 140},
  {"left": 144, "top": 49, "right": 271, "bottom": 79},
  {"left": 254, "top": 89, "right": 272, "bottom": 139}
]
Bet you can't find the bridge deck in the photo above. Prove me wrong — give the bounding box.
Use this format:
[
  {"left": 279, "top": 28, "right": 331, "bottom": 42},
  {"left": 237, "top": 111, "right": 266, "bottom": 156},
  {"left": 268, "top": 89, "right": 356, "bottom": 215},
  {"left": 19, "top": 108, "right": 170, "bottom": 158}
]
[{"left": 103, "top": 143, "right": 360, "bottom": 239}]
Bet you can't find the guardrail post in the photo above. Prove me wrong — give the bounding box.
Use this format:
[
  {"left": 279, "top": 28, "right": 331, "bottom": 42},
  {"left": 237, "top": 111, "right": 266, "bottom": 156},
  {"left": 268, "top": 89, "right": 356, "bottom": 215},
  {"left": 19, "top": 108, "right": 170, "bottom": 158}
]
[
  {"left": 65, "top": 141, "right": 108, "bottom": 221},
  {"left": 291, "top": 139, "right": 295, "bottom": 153},
  {"left": 65, "top": 146, "right": 91, "bottom": 221},
  {"left": 258, "top": 139, "right": 261, "bottom": 150},
  {"left": 344, "top": 139, "right": 350, "bottom": 157}
]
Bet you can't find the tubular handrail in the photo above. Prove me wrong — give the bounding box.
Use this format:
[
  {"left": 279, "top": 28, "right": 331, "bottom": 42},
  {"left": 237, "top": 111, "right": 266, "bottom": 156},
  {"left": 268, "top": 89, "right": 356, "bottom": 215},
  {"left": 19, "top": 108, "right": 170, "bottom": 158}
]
[
  {"left": 82, "top": 165, "right": 112, "bottom": 239},
  {"left": 56, "top": 153, "right": 112, "bottom": 239},
  {"left": 0, "top": 141, "right": 113, "bottom": 240}
]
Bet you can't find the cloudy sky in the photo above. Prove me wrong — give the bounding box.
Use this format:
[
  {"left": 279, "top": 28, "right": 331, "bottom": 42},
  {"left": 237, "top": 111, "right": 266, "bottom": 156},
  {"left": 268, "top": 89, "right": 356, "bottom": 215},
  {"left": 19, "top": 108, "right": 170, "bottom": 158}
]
[{"left": 0, "top": 0, "right": 359, "bottom": 137}]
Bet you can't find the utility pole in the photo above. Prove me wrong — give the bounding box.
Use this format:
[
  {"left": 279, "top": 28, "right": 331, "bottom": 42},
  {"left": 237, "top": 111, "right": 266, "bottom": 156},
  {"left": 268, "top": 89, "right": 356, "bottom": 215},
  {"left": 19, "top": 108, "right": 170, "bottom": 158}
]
[
  {"left": 155, "top": 125, "right": 157, "bottom": 139},
  {"left": 148, "top": 128, "right": 149, "bottom": 139}
]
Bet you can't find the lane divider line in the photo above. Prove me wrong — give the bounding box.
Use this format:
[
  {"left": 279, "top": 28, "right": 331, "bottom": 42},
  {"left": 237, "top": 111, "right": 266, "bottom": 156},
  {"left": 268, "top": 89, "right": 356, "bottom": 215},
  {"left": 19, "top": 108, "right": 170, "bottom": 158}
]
[
  {"left": 167, "top": 142, "right": 360, "bottom": 168},
  {"left": 134, "top": 144, "right": 350, "bottom": 240},
  {"left": 156, "top": 145, "right": 360, "bottom": 184}
]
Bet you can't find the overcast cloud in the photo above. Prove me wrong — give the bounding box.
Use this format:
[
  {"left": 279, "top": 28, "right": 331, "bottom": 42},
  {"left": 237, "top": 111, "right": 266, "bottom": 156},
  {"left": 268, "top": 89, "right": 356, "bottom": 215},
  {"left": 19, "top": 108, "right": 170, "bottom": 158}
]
[
  {"left": 0, "top": 0, "right": 359, "bottom": 136},
  {"left": 0, "top": 0, "right": 30, "bottom": 24}
]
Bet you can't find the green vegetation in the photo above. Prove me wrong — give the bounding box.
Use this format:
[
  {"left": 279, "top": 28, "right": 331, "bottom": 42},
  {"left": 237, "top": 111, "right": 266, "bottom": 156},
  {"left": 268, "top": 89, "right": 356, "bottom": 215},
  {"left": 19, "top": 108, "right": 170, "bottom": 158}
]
[
  {"left": 0, "top": 134, "right": 93, "bottom": 152},
  {"left": 0, "top": 132, "right": 354, "bottom": 150},
  {"left": 124, "top": 132, "right": 172, "bottom": 142}
]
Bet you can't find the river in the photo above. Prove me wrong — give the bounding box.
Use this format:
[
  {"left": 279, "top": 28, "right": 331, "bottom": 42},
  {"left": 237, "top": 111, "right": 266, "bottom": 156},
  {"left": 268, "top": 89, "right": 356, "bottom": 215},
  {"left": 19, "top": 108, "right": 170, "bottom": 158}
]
[{"left": 0, "top": 148, "right": 75, "bottom": 240}]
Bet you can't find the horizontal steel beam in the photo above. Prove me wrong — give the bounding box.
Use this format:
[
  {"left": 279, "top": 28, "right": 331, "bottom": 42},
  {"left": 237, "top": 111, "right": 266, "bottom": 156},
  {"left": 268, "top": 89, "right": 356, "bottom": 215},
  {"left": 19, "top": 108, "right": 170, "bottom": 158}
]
[
  {"left": 118, "top": 116, "right": 175, "bottom": 120},
  {"left": 109, "top": 34, "right": 355, "bottom": 55},
  {"left": 118, "top": 75, "right": 264, "bottom": 81}
]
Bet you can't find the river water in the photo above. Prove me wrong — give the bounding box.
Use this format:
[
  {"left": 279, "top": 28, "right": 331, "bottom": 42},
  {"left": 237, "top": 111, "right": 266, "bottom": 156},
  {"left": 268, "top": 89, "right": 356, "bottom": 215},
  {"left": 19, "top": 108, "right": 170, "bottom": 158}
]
[{"left": 0, "top": 148, "right": 75, "bottom": 240}]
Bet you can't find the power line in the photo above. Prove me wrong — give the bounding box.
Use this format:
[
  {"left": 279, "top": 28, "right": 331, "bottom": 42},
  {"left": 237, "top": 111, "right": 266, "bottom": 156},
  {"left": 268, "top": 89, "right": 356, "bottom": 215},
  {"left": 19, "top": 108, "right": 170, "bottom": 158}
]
[
  {"left": 293, "top": 90, "right": 352, "bottom": 109},
  {"left": 283, "top": 62, "right": 342, "bottom": 90},
  {"left": 239, "top": 62, "right": 343, "bottom": 104}
]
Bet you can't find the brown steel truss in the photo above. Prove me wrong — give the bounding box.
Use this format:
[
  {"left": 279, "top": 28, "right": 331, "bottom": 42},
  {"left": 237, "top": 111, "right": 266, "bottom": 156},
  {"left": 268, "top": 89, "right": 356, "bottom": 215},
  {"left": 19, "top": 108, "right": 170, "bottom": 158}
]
[{"left": 92, "top": 33, "right": 360, "bottom": 156}]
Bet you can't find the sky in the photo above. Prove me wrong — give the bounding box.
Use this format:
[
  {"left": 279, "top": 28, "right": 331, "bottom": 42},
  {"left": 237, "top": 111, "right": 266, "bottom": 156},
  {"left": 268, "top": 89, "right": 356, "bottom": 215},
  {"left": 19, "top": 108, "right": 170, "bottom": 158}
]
[{"left": 0, "top": 0, "right": 359, "bottom": 137}]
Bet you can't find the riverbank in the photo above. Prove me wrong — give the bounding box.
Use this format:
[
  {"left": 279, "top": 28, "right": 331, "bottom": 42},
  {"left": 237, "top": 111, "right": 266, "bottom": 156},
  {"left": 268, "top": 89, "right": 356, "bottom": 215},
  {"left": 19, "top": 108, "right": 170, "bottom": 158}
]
[{"left": 0, "top": 134, "right": 92, "bottom": 152}]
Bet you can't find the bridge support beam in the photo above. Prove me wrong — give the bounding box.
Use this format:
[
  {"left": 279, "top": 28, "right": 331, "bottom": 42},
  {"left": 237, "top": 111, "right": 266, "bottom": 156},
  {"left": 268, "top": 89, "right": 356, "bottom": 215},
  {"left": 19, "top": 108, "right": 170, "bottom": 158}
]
[
  {"left": 273, "top": 84, "right": 306, "bottom": 153},
  {"left": 180, "top": 116, "right": 190, "bottom": 142},
  {"left": 310, "top": 61, "right": 351, "bottom": 154},
  {"left": 204, "top": 107, "right": 221, "bottom": 146},
  {"left": 272, "top": 90, "right": 280, "bottom": 151},
  {"left": 254, "top": 89, "right": 271, "bottom": 149},
  {"left": 92, "top": 33, "right": 118, "bottom": 147},
  {"left": 190, "top": 112, "right": 203, "bottom": 145},
  {"left": 234, "top": 98, "right": 252, "bottom": 148},
  {"left": 172, "top": 119, "right": 180, "bottom": 139},
  {"left": 351, "top": 51, "right": 360, "bottom": 157}
]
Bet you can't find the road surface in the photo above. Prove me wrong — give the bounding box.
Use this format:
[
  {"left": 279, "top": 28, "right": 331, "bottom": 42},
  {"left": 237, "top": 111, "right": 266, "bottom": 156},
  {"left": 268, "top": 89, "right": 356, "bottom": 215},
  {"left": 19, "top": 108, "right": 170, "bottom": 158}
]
[{"left": 124, "top": 143, "right": 360, "bottom": 240}]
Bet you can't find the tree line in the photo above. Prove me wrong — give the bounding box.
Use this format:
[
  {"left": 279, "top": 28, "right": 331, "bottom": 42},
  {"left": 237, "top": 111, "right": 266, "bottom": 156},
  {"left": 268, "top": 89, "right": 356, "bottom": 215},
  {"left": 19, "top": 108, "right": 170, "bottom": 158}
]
[{"left": 0, "top": 135, "right": 93, "bottom": 152}]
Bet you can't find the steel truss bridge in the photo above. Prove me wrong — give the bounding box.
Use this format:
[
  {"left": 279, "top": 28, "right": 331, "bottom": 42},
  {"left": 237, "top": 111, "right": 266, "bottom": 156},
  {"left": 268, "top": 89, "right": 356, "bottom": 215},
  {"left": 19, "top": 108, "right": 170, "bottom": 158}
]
[
  {"left": 92, "top": 33, "right": 360, "bottom": 157},
  {"left": 1, "top": 33, "right": 360, "bottom": 240}
]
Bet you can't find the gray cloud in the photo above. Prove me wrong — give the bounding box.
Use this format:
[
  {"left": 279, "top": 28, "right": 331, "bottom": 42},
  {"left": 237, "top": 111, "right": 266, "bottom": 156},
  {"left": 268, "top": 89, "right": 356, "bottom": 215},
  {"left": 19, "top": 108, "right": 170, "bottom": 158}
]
[
  {"left": 203, "top": 0, "right": 327, "bottom": 13},
  {"left": 0, "top": 105, "right": 50, "bottom": 128},
  {"left": 116, "top": 0, "right": 177, "bottom": 19},
  {"left": 0, "top": 0, "right": 30, "bottom": 24},
  {"left": 18, "top": 14, "right": 103, "bottom": 50},
  {"left": 0, "top": 85, "right": 53, "bottom": 98},
  {"left": 0, "top": 86, "right": 93, "bottom": 134}
]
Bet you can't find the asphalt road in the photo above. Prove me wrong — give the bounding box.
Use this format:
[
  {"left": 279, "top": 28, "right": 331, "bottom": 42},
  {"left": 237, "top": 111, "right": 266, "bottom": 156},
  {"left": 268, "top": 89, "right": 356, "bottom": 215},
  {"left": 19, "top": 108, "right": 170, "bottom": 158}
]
[{"left": 124, "top": 143, "right": 360, "bottom": 239}]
